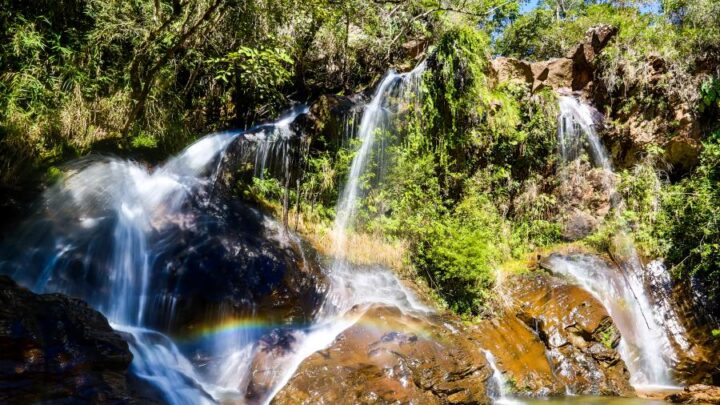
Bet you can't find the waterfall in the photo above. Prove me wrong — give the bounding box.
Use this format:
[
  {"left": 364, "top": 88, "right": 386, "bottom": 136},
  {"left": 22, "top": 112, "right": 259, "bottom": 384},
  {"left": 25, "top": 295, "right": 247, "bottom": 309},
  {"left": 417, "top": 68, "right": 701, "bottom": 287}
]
[
  {"left": 8, "top": 131, "right": 239, "bottom": 325},
  {"left": 557, "top": 96, "right": 611, "bottom": 172},
  {"left": 0, "top": 106, "right": 313, "bottom": 404},
  {"left": 332, "top": 61, "right": 425, "bottom": 257},
  {"left": 544, "top": 254, "right": 676, "bottom": 387},
  {"left": 555, "top": 95, "right": 684, "bottom": 388},
  {"left": 240, "top": 62, "right": 430, "bottom": 405},
  {"left": 482, "top": 349, "right": 524, "bottom": 405},
  {"left": 244, "top": 105, "right": 308, "bottom": 180}
]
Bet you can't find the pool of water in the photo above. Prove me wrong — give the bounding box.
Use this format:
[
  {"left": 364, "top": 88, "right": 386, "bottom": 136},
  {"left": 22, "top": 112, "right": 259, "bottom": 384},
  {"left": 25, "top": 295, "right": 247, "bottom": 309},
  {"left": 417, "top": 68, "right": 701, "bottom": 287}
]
[{"left": 510, "top": 396, "right": 667, "bottom": 405}]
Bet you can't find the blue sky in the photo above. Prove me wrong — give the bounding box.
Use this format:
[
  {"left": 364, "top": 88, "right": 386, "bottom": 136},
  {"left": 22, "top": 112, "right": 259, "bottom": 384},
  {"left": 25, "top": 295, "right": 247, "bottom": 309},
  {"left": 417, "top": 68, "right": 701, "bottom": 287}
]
[
  {"left": 520, "top": 0, "right": 540, "bottom": 14},
  {"left": 519, "top": 0, "right": 662, "bottom": 15}
]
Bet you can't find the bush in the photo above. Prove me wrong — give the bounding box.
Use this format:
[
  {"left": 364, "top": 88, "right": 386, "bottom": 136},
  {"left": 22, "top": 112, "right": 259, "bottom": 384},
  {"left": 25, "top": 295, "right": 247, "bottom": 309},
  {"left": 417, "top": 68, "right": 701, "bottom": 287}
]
[
  {"left": 414, "top": 195, "right": 508, "bottom": 315},
  {"left": 655, "top": 130, "right": 720, "bottom": 309}
]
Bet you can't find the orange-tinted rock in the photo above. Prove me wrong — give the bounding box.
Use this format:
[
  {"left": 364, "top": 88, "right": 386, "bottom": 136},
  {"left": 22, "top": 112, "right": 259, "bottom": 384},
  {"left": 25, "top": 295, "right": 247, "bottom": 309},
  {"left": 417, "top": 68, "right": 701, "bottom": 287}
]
[
  {"left": 490, "top": 25, "right": 617, "bottom": 94},
  {"left": 666, "top": 384, "right": 720, "bottom": 404},
  {"left": 490, "top": 57, "right": 534, "bottom": 86},
  {"left": 474, "top": 315, "right": 564, "bottom": 396},
  {"left": 509, "top": 274, "right": 635, "bottom": 396},
  {"left": 273, "top": 306, "right": 492, "bottom": 405}
]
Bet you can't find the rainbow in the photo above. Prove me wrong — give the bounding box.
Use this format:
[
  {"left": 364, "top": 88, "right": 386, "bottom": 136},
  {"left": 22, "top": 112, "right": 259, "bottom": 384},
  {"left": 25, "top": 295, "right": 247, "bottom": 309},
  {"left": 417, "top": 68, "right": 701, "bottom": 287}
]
[
  {"left": 179, "top": 318, "right": 294, "bottom": 343},
  {"left": 180, "top": 310, "right": 443, "bottom": 345}
]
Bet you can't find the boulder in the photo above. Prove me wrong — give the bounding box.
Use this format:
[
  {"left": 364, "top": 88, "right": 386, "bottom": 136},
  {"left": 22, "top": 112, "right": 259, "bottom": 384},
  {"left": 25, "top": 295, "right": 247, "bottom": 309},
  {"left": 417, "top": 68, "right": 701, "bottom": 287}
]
[
  {"left": 474, "top": 315, "right": 565, "bottom": 396},
  {"left": 273, "top": 306, "right": 493, "bottom": 404},
  {"left": 562, "top": 208, "right": 600, "bottom": 241},
  {"left": 490, "top": 25, "right": 618, "bottom": 93},
  {"left": 0, "top": 275, "right": 152, "bottom": 403},
  {"left": 508, "top": 274, "right": 635, "bottom": 396},
  {"left": 664, "top": 278, "right": 720, "bottom": 385},
  {"left": 490, "top": 57, "right": 534, "bottom": 86}
]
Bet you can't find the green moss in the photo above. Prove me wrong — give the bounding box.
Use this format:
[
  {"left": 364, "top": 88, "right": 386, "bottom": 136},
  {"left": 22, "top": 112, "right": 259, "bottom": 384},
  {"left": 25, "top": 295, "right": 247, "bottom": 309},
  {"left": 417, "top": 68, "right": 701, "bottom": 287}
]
[
  {"left": 130, "top": 133, "right": 158, "bottom": 149},
  {"left": 597, "top": 325, "right": 618, "bottom": 349}
]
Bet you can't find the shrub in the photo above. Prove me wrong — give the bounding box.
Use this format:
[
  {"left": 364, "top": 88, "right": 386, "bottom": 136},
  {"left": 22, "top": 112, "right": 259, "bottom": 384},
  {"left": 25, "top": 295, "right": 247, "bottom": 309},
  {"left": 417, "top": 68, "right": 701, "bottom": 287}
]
[{"left": 414, "top": 195, "right": 508, "bottom": 315}]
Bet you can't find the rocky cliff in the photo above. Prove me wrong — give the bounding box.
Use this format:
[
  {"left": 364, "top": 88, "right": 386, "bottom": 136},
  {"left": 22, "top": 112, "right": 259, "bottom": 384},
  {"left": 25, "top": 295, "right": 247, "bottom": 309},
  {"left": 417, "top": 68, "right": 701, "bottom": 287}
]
[{"left": 0, "top": 276, "right": 154, "bottom": 403}]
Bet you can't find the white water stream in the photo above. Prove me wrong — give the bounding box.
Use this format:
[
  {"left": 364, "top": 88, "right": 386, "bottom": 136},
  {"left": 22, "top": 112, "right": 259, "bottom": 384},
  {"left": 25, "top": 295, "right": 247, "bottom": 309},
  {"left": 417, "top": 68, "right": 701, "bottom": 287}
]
[
  {"left": 247, "top": 62, "right": 430, "bottom": 404},
  {"left": 555, "top": 96, "right": 684, "bottom": 387},
  {"left": 483, "top": 349, "right": 524, "bottom": 405}
]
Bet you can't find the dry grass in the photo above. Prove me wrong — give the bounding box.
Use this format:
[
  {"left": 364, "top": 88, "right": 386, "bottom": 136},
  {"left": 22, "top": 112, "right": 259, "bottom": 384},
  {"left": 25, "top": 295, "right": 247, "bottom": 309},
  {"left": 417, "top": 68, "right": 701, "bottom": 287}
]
[
  {"left": 496, "top": 240, "right": 602, "bottom": 277},
  {"left": 275, "top": 203, "right": 411, "bottom": 273},
  {"left": 255, "top": 198, "right": 446, "bottom": 308}
]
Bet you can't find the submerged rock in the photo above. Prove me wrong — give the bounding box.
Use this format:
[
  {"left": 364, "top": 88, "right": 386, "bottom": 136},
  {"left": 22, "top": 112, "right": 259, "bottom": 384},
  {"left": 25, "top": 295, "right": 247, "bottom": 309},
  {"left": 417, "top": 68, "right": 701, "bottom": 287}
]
[
  {"left": 273, "top": 306, "right": 493, "bottom": 404},
  {"left": 0, "top": 275, "right": 152, "bottom": 403},
  {"left": 666, "top": 384, "right": 720, "bottom": 404}
]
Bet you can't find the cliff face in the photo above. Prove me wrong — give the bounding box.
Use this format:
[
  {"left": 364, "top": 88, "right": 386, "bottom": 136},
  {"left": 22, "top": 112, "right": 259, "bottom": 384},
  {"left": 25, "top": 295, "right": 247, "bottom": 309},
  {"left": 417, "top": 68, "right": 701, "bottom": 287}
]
[
  {"left": 0, "top": 276, "right": 154, "bottom": 404},
  {"left": 490, "top": 24, "right": 705, "bottom": 175}
]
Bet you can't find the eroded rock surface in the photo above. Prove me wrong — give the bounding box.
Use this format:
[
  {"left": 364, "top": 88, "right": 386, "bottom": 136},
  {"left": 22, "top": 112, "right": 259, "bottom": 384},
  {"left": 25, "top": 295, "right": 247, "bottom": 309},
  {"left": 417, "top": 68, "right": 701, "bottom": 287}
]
[
  {"left": 0, "top": 275, "right": 151, "bottom": 403},
  {"left": 490, "top": 25, "right": 618, "bottom": 93},
  {"left": 474, "top": 314, "right": 564, "bottom": 396},
  {"left": 274, "top": 306, "right": 492, "bottom": 405},
  {"left": 508, "top": 273, "right": 635, "bottom": 396}
]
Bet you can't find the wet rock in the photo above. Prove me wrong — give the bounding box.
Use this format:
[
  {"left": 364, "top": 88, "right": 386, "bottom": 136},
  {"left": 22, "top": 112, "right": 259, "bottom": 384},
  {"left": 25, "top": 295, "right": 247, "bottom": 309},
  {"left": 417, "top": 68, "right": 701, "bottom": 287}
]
[
  {"left": 508, "top": 274, "right": 635, "bottom": 396},
  {"left": 0, "top": 275, "right": 151, "bottom": 403},
  {"left": 273, "top": 306, "right": 492, "bottom": 405},
  {"left": 666, "top": 384, "right": 720, "bottom": 404},
  {"left": 665, "top": 278, "right": 720, "bottom": 385},
  {"left": 556, "top": 162, "right": 614, "bottom": 234},
  {"left": 303, "top": 93, "right": 366, "bottom": 152},
  {"left": 145, "top": 200, "right": 328, "bottom": 335},
  {"left": 562, "top": 208, "right": 600, "bottom": 241},
  {"left": 474, "top": 315, "right": 565, "bottom": 396}
]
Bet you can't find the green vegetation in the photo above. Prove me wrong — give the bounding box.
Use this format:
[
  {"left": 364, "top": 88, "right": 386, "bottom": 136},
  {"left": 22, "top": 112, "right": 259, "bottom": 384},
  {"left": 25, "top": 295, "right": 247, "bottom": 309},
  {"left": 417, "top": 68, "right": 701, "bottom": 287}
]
[
  {"left": 0, "top": 0, "right": 520, "bottom": 187},
  {"left": 655, "top": 131, "right": 720, "bottom": 305},
  {"left": 2, "top": 0, "right": 720, "bottom": 319}
]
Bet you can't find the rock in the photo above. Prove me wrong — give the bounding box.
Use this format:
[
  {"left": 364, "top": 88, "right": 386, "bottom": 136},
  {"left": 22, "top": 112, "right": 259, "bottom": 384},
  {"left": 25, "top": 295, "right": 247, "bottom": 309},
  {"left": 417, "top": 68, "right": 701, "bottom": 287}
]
[
  {"left": 666, "top": 384, "right": 720, "bottom": 404},
  {"left": 0, "top": 275, "right": 151, "bottom": 403},
  {"left": 1, "top": 180, "right": 328, "bottom": 337},
  {"left": 474, "top": 315, "right": 565, "bottom": 396},
  {"left": 490, "top": 25, "right": 617, "bottom": 93},
  {"left": 582, "top": 24, "right": 618, "bottom": 62},
  {"left": 664, "top": 278, "right": 720, "bottom": 385},
  {"left": 508, "top": 274, "right": 635, "bottom": 396},
  {"left": 556, "top": 162, "right": 614, "bottom": 232},
  {"left": 142, "top": 200, "right": 328, "bottom": 335},
  {"left": 272, "top": 306, "right": 492, "bottom": 405},
  {"left": 562, "top": 208, "right": 599, "bottom": 241},
  {"left": 490, "top": 57, "right": 534, "bottom": 86},
  {"left": 304, "top": 93, "right": 366, "bottom": 152}
]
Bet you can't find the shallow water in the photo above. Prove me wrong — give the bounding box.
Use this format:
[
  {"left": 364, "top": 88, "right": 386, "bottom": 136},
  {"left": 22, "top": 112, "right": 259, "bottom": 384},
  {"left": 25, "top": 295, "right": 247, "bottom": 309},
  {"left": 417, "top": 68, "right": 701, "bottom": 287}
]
[{"left": 521, "top": 397, "right": 666, "bottom": 405}]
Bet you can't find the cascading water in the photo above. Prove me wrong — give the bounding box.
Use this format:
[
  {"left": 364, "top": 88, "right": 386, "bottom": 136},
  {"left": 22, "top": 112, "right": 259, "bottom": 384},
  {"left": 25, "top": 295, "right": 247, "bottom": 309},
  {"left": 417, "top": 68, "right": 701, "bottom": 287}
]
[
  {"left": 557, "top": 96, "right": 611, "bottom": 172},
  {"left": 0, "top": 64, "right": 433, "bottom": 405},
  {"left": 0, "top": 106, "right": 320, "bottom": 404},
  {"left": 555, "top": 95, "right": 685, "bottom": 387},
  {"left": 231, "top": 62, "right": 431, "bottom": 404},
  {"left": 543, "top": 254, "right": 675, "bottom": 387},
  {"left": 4, "top": 131, "right": 239, "bottom": 326},
  {"left": 332, "top": 62, "right": 425, "bottom": 256},
  {"left": 483, "top": 349, "right": 523, "bottom": 405},
  {"left": 243, "top": 105, "right": 309, "bottom": 180}
]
